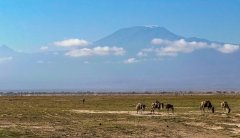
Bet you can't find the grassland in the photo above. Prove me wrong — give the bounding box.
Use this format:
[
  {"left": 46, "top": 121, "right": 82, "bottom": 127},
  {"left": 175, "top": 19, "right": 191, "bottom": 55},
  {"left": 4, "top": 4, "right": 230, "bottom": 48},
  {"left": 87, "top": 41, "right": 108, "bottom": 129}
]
[{"left": 0, "top": 94, "right": 239, "bottom": 137}]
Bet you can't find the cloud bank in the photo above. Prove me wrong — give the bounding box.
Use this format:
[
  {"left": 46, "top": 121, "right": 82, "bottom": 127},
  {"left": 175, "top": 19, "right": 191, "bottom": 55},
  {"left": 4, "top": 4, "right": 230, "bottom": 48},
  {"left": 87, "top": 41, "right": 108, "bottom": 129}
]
[
  {"left": 65, "top": 46, "right": 125, "bottom": 57},
  {"left": 0, "top": 56, "right": 13, "bottom": 63},
  {"left": 40, "top": 46, "right": 49, "bottom": 51},
  {"left": 217, "top": 44, "right": 239, "bottom": 54},
  {"left": 138, "top": 38, "right": 240, "bottom": 57},
  {"left": 124, "top": 58, "right": 138, "bottom": 64}
]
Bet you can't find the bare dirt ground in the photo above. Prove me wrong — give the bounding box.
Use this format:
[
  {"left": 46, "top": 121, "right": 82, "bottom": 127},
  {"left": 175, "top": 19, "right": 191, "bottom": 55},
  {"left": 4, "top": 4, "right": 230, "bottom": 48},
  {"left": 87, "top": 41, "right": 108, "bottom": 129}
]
[{"left": 71, "top": 109, "right": 240, "bottom": 138}]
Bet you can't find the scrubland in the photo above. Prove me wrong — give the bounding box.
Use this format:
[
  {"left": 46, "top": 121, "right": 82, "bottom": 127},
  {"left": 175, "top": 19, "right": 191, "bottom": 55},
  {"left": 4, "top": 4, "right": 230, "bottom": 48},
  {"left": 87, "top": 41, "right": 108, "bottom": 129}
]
[{"left": 0, "top": 94, "right": 239, "bottom": 137}]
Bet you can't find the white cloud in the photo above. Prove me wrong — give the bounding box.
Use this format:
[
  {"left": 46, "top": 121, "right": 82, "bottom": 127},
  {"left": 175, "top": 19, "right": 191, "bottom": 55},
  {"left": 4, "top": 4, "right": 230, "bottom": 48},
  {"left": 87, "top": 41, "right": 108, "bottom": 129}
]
[
  {"left": 137, "top": 51, "right": 147, "bottom": 57},
  {"left": 65, "top": 48, "right": 92, "bottom": 57},
  {"left": 137, "top": 48, "right": 153, "bottom": 57},
  {"left": 151, "top": 38, "right": 169, "bottom": 45},
  {"left": 92, "top": 47, "right": 111, "bottom": 56},
  {"left": 124, "top": 58, "right": 138, "bottom": 64},
  {"left": 37, "top": 60, "right": 44, "bottom": 64},
  {"left": 111, "top": 47, "right": 126, "bottom": 55},
  {"left": 153, "top": 39, "right": 209, "bottom": 55},
  {"left": 140, "top": 38, "right": 240, "bottom": 57},
  {"left": 0, "top": 56, "right": 13, "bottom": 63},
  {"left": 36, "top": 60, "right": 52, "bottom": 64},
  {"left": 40, "top": 46, "right": 49, "bottom": 51},
  {"left": 217, "top": 44, "right": 239, "bottom": 54},
  {"left": 54, "top": 38, "right": 89, "bottom": 47},
  {"left": 65, "top": 46, "right": 126, "bottom": 57}
]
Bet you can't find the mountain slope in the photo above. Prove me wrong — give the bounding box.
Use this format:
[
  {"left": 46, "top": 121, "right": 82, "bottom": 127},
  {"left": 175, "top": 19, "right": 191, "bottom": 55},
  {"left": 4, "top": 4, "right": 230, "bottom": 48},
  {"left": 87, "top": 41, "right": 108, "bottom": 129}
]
[
  {"left": 0, "top": 45, "right": 15, "bottom": 55},
  {"left": 95, "top": 26, "right": 182, "bottom": 52}
]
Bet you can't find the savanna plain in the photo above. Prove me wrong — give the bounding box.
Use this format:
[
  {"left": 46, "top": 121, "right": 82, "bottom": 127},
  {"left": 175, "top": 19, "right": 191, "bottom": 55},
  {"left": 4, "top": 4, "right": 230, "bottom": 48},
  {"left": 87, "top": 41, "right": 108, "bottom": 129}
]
[{"left": 0, "top": 94, "right": 239, "bottom": 138}]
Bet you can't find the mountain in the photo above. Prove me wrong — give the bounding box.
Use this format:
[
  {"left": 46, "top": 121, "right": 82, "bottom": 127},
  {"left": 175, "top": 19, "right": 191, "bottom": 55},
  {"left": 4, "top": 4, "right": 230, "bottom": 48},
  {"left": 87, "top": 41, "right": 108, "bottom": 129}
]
[
  {"left": 0, "top": 45, "right": 15, "bottom": 55},
  {"left": 95, "top": 26, "right": 180, "bottom": 53},
  {"left": 94, "top": 26, "right": 213, "bottom": 53},
  {"left": 0, "top": 26, "right": 239, "bottom": 91}
]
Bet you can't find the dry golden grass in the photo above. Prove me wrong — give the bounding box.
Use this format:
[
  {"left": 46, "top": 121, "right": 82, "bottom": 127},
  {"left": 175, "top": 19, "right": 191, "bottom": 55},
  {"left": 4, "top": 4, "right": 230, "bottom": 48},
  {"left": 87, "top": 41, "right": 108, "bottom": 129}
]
[{"left": 0, "top": 94, "right": 239, "bottom": 137}]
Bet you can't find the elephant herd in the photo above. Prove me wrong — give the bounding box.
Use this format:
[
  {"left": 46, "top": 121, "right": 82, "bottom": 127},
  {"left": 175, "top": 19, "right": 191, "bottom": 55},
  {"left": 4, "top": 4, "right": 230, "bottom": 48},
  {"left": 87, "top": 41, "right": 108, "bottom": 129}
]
[{"left": 136, "top": 100, "right": 231, "bottom": 114}]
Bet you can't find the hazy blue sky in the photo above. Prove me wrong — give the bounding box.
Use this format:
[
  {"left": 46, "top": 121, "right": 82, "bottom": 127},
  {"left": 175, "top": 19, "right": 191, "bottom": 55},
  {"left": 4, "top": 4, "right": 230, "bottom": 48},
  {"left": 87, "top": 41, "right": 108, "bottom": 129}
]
[
  {"left": 0, "top": 0, "right": 240, "bottom": 91},
  {"left": 0, "top": 0, "right": 240, "bottom": 52}
]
